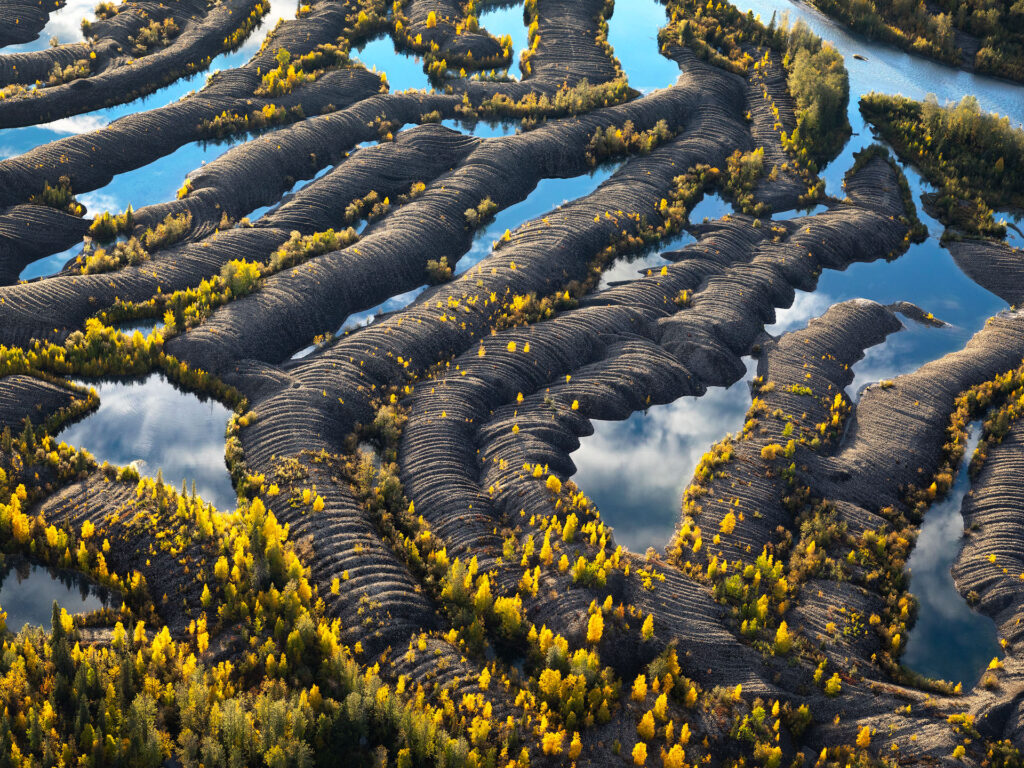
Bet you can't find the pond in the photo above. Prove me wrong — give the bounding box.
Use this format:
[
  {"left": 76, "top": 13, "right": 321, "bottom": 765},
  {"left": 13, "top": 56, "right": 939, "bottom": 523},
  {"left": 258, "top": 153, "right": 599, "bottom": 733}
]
[
  {"left": 901, "top": 424, "right": 1002, "bottom": 687},
  {"left": 59, "top": 374, "right": 236, "bottom": 511},
  {"left": 571, "top": 359, "right": 756, "bottom": 553},
  {"left": 605, "top": 0, "right": 681, "bottom": 93},
  {"left": 354, "top": 35, "right": 433, "bottom": 93},
  {"left": 479, "top": 4, "right": 529, "bottom": 67},
  {"left": 0, "top": 555, "right": 110, "bottom": 633}
]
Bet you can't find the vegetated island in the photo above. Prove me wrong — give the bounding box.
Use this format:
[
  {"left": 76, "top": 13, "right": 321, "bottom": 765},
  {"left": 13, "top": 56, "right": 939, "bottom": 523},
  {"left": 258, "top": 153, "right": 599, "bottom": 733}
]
[
  {"left": 0, "top": 0, "right": 1023, "bottom": 765},
  {"left": 861, "top": 91, "right": 1024, "bottom": 305},
  {"left": 800, "top": 0, "right": 1024, "bottom": 82}
]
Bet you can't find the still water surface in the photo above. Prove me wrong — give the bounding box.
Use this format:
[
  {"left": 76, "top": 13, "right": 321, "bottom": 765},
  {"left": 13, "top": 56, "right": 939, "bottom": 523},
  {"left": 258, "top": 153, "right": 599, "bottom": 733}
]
[
  {"left": 59, "top": 374, "right": 235, "bottom": 510},
  {"left": 0, "top": 556, "right": 110, "bottom": 633},
  {"left": 902, "top": 425, "right": 1002, "bottom": 686},
  {"left": 573, "top": 0, "right": 1010, "bottom": 551},
  {"left": 569, "top": 0, "right": 1008, "bottom": 686}
]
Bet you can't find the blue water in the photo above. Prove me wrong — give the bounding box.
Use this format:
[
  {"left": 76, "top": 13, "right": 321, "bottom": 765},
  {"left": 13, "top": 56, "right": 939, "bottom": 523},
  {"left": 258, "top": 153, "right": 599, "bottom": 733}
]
[
  {"left": 686, "top": 192, "right": 733, "bottom": 224},
  {"left": 441, "top": 118, "right": 518, "bottom": 137},
  {"left": 59, "top": 374, "right": 235, "bottom": 510},
  {"left": 571, "top": 0, "right": 1012, "bottom": 691},
  {"left": 478, "top": 3, "right": 530, "bottom": 78},
  {"left": 902, "top": 425, "right": 1002, "bottom": 686},
  {"left": 1, "top": 0, "right": 94, "bottom": 52},
  {"left": 606, "top": 0, "right": 679, "bottom": 92},
  {"left": 575, "top": 0, "right": 1014, "bottom": 555},
  {"left": 0, "top": 555, "right": 110, "bottom": 633}
]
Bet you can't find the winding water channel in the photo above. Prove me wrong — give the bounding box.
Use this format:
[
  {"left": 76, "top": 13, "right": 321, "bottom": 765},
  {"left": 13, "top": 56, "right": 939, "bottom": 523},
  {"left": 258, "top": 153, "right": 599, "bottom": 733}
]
[{"left": 901, "top": 424, "right": 1002, "bottom": 686}]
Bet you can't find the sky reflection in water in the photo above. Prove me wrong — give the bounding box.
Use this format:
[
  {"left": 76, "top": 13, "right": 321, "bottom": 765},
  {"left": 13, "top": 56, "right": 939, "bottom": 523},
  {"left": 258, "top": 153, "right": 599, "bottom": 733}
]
[
  {"left": 571, "top": 0, "right": 1009, "bottom": 684},
  {"left": 575, "top": 0, "right": 1010, "bottom": 555},
  {"left": 0, "top": 557, "right": 109, "bottom": 633},
  {"left": 572, "top": 359, "right": 756, "bottom": 554},
  {"left": 902, "top": 426, "right": 1001, "bottom": 686},
  {"left": 59, "top": 375, "right": 235, "bottom": 511},
  {"left": 4, "top": 0, "right": 1012, "bottom": 678},
  {"left": 5, "top": 0, "right": 295, "bottom": 279}
]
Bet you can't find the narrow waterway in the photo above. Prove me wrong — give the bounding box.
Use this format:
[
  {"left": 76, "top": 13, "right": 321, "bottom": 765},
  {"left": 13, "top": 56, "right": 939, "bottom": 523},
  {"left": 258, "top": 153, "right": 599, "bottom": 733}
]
[
  {"left": 292, "top": 164, "right": 626, "bottom": 357},
  {"left": 902, "top": 424, "right": 1002, "bottom": 686},
  {"left": 574, "top": 0, "right": 1010, "bottom": 574},
  {"left": 4, "top": 0, "right": 296, "bottom": 281}
]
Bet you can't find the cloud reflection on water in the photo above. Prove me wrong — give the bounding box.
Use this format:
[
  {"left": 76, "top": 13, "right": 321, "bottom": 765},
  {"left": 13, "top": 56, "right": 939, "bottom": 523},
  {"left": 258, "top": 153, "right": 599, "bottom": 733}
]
[
  {"left": 0, "top": 557, "right": 107, "bottom": 633},
  {"left": 902, "top": 426, "right": 1002, "bottom": 686},
  {"left": 571, "top": 359, "right": 756, "bottom": 553},
  {"left": 59, "top": 374, "right": 236, "bottom": 511}
]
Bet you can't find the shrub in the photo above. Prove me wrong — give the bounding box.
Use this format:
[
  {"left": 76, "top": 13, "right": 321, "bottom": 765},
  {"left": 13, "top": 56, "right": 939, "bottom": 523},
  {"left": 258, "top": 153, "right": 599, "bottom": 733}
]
[
  {"left": 270, "top": 228, "right": 357, "bottom": 271},
  {"left": 47, "top": 58, "right": 92, "bottom": 86},
  {"left": 29, "top": 176, "right": 84, "bottom": 216},
  {"left": 142, "top": 212, "right": 192, "bottom": 250},
  {"left": 425, "top": 255, "right": 453, "bottom": 284},
  {"left": 94, "top": 1, "right": 117, "bottom": 19},
  {"left": 464, "top": 197, "right": 498, "bottom": 228},
  {"left": 641, "top": 614, "right": 654, "bottom": 641},
  {"left": 637, "top": 711, "right": 655, "bottom": 740},
  {"left": 585, "top": 119, "right": 673, "bottom": 165},
  {"left": 723, "top": 148, "right": 770, "bottom": 215},
  {"left": 256, "top": 45, "right": 348, "bottom": 96},
  {"left": 88, "top": 206, "right": 134, "bottom": 241},
  {"left": 131, "top": 18, "right": 179, "bottom": 55},
  {"left": 79, "top": 238, "right": 148, "bottom": 274},
  {"left": 220, "top": 260, "right": 262, "bottom": 296},
  {"left": 632, "top": 742, "right": 648, "bottom": 766}
]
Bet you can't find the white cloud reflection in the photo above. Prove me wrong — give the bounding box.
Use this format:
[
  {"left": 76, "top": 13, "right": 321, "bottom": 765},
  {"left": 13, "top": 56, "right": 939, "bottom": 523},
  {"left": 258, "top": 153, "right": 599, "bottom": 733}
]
[
  {"left": 59, "top": 374, "right": 235, "bottom": 510},
  {"left": 22, "top": 0, "right": 95, "bottom": 48},
  {"left": 42, "top": 114, "right": 108, "bottom": 135},
  {"left": 78, "top": 190, "right": 120, "bottom": 215},
  {"left": 571, "top": 358, "right": 756, "bottom": 553},
  {"left": 766, "top": 290, "right": 832, "bottom": 335}
]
